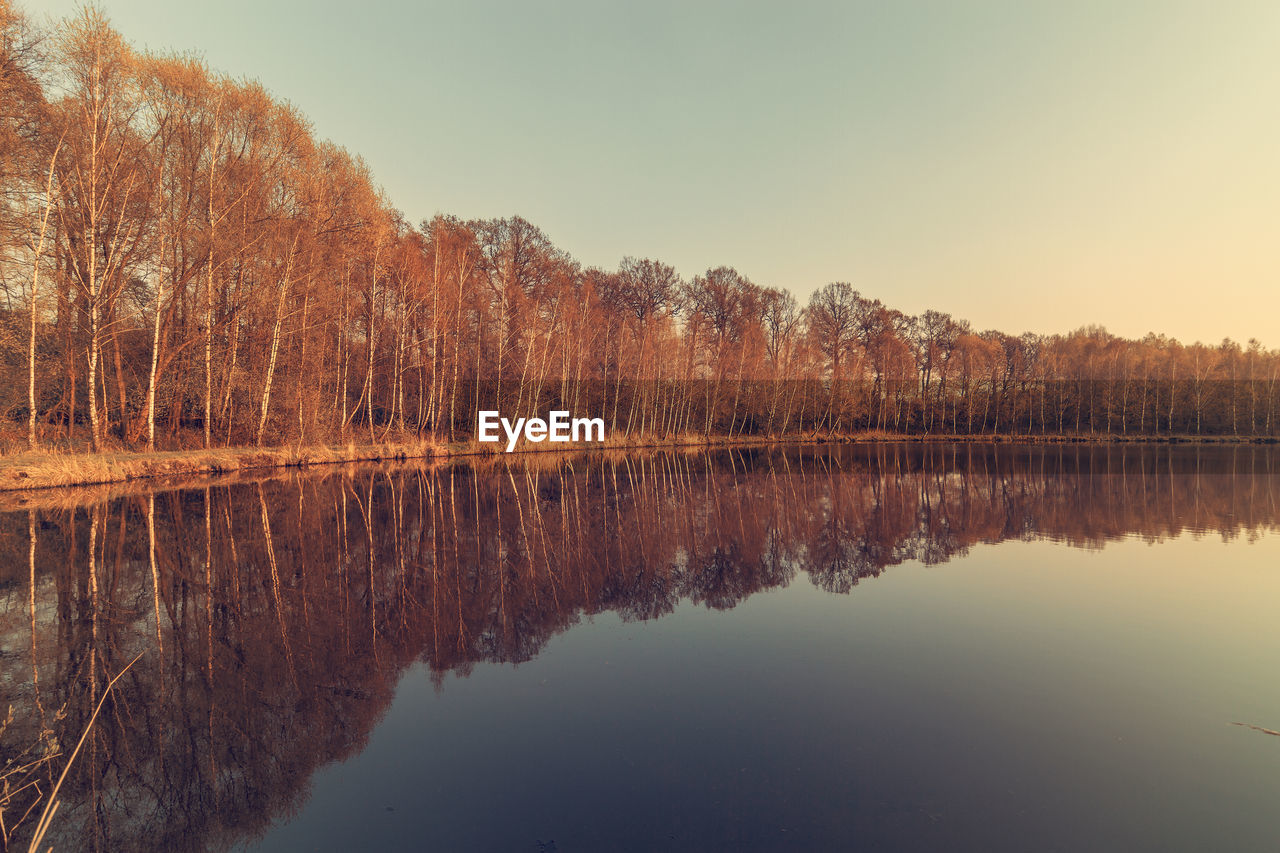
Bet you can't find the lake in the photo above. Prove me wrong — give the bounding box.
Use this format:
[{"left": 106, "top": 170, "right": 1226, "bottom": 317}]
[{"left": 1, "top": 443, "right": 1278, "bottom": 851}]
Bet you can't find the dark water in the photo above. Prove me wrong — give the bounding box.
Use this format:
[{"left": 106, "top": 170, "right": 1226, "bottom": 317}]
[{"left": 2, "top": 444, "right": 1278, "bottom": 852}]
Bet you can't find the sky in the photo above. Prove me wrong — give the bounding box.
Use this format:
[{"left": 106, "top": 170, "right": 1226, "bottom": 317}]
[{"left": 24, "top": 0, "right": 1280, "bottom": 346}]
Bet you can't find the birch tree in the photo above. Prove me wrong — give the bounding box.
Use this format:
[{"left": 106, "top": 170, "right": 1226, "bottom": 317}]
[{"left": 52, "top": 7, "right": 151, "bottom": 450}]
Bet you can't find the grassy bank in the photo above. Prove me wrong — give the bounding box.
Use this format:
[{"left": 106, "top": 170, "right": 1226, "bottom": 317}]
[
  {"left": 0, "top": 433, "right": 777, "bottom": 492},
  {"left": 0, "top": 442, "right": 447, "bottom": 493},
  {"left": 1, "top": 431, "right": 1275, "bottom": 494}
]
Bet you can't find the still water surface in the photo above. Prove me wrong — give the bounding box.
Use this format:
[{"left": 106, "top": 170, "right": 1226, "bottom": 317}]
[{"left": 2, "top": 444, "right": 1278, "bottom": 851}]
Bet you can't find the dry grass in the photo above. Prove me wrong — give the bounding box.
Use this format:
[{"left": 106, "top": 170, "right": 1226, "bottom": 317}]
[
  {"left": 0, "top": 431, "right": 796, "bottom": 495},
  {"left": 0, "top": 706, "right": 60, "bottom": 850},
  {"left": 25, "top": 653, "right": 143, "bottom": 852},
  {"left": 0, "top": 440, "right": 446, "bottom": 494},
  {"left": 1, "top": 430, "right": 1270, "bottom": 495}
]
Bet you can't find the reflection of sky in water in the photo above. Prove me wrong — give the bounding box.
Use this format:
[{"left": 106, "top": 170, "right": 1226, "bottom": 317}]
[{"left": 261, "top": 533, "right": 1280, "bottom": 852}]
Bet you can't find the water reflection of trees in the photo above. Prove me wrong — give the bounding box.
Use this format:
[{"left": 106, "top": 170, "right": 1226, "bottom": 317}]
[{"left": 0, "top": 443, "right": 1276, "bottom": 851}]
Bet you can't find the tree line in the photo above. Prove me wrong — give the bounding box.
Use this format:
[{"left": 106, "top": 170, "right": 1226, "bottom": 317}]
[{"left": 2, "top": 3, "right": 1277, "bottom": 453}]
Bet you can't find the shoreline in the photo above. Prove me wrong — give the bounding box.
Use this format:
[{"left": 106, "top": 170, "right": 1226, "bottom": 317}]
[{"left": 1, "top": 432, "right": 1275, "bottom": 495}]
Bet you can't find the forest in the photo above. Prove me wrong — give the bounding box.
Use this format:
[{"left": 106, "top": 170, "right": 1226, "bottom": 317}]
[{"left": 2, "top": 2, "right": 1278, "bottom": 454}]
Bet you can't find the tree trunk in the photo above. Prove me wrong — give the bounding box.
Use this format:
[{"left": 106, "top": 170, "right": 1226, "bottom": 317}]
[
  {"left": 87, "top": 295, "right": 102, "bottom": 451},
  {"left": 257, "top": 246, "right": 296, "bottom": 446},
  {"left": 146, "top": 265, "right": 165, "bottom": 451},
  {"left": 28, "top": 146, "right": 61, "bottom": 450}
]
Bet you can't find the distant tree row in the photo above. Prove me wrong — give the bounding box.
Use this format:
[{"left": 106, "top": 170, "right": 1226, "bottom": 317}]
[{"left": 2, "top": 2, "right": 1277, "bottom": 451}]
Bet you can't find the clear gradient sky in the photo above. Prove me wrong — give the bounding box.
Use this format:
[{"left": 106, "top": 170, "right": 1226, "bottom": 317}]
[{"left": 25, "top": 0, "right": 1280, "bottom": 346}]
